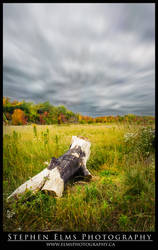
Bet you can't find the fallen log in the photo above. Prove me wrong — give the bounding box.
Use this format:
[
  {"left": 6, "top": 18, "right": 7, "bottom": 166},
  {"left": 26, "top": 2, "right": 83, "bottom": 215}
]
[{"left": 7, "top": 136, "right": 91, "bottom": 199}]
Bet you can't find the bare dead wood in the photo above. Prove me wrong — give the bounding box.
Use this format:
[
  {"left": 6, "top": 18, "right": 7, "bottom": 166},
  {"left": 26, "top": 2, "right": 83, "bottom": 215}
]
[{"left": 7, "top": 136, "right": 91, "bottom": 199}]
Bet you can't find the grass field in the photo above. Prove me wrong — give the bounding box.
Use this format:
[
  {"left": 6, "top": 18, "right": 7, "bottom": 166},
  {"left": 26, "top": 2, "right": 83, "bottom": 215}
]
[{"left": 3, "top": 123, "right": 155, "bottom": 232}]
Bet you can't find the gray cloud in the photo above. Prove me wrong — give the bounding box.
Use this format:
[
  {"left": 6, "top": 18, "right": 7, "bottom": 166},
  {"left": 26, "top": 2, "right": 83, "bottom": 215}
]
[{"left": 3, "top": 3, "right": 155, "bottom": 116}]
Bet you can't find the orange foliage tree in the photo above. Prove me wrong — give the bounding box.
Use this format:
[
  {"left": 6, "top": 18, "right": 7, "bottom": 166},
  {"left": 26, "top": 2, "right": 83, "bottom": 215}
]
[
  {"left": 3, "top": 96, "right": 10, "bottom": 105},
  {"left": 78, "top": 114, "right": 82, "bottom": 122},
  {"left": 12, "top": 109, "right": 27, "bottom": 125},
  {"left": 39, "top": 114, "right": 45, "bottom": 125}
]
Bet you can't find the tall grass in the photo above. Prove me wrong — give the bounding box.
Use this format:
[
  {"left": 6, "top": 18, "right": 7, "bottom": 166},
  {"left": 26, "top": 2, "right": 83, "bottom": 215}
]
[{"left": 3, "top": 123, "right": 155, "bottom": 231}]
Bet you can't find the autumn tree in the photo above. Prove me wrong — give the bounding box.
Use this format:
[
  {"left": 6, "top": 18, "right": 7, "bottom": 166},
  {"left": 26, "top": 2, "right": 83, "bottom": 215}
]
[
  {"left": 58, "top": 113, "right": 67, "bottom": 124},
  {"left": 6, "top": 112, "right": 12, "bottom": 121},
  {"left": 12, "top": 109, "right": 27, "bottom": 125},
  {"left": 39, "top": 114, "right": 45, "bottom": 125},
  {"left": 3, "top": 97, "right": 10, "bottom": 105}
]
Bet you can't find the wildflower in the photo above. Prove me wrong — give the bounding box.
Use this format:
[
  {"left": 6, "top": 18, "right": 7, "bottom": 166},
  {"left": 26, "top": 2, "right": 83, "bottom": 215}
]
[
  {"left": 7, "top": 210, "right": 15, "bottom": 219},
  {"left": 123, "top": 132, "right": 137, "bottom": 143},
  {"left": 44, "top": 161, "right": 49, "bottom": 166}
]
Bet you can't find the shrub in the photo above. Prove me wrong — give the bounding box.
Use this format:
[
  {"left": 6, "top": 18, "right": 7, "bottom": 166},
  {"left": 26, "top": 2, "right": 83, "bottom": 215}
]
[
  {"left": 12, "top": 109, "right": 27, "bottom": 125},
  {"left": 137, "top": 127, "right": 155, "bottom": 157},
  {"left": 124, "top": 127, "right": 155, "bottom": 158}
]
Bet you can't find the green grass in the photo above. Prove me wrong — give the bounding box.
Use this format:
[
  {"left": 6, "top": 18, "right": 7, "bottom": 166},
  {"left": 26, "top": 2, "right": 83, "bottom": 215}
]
[{"left": 3, "top": 123, "right": 155, "bottom": 232}]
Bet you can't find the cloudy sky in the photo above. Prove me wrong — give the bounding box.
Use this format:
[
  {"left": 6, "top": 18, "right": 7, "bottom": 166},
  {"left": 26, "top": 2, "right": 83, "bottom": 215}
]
[{"left": 3, "top": 3, "right": 155, "bottom": 116}]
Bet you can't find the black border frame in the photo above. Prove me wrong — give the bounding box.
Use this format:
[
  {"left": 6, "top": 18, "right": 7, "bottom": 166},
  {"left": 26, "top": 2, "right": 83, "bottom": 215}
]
[{"left": 1, "top": 1, "right": 157, "bottom": 248}]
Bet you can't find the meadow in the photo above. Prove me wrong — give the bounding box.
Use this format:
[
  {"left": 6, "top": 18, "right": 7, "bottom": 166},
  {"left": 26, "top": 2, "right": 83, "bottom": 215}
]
[{"left": 3, "top": 123, "right": 155, "bottom": 232}]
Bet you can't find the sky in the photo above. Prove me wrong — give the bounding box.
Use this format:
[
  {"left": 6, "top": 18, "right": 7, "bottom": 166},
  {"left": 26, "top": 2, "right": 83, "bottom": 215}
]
[{"left": 3, "top": 3, "right": 155, "bottom": 117}]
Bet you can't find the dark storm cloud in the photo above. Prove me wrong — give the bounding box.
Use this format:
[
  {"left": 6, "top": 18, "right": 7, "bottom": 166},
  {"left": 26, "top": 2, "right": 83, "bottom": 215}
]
[{"left": 3, "top": 3, "right": 155, "bottom": 116}]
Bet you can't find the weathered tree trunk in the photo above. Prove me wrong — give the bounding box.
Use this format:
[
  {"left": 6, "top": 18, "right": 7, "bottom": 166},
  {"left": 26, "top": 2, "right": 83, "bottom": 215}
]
[{"left": 7, "top": 136, "right": 91, "bottom": 199}]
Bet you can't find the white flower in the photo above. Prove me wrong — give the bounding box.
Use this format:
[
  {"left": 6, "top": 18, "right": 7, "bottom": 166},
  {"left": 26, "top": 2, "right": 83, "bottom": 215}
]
[
  {"left": 124, "top": 132, "right": 137, "bottom": 142},
  {"left": 44, "top": 161, "right": 49, "bottom": 166},
  {"left": 7, "top": 210, "right": 15, "bottom": 219}
]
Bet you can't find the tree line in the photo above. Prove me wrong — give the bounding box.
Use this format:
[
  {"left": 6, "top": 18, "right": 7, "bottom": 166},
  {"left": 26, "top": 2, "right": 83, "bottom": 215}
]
[{"left": 3, "top": 97, "right": 155, "bottom": 125}]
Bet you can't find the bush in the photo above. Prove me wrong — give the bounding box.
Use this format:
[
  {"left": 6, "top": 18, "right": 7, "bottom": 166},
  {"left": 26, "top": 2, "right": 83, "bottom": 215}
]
[
  {"left": 12, "top": 109, "right": 27, "bottom": 125},
  {"left": 124, "top": 127, "right": 155, "bottom": 158},
  {"left": 138, "top": 127, "right": 155, "bottom": 157}
]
